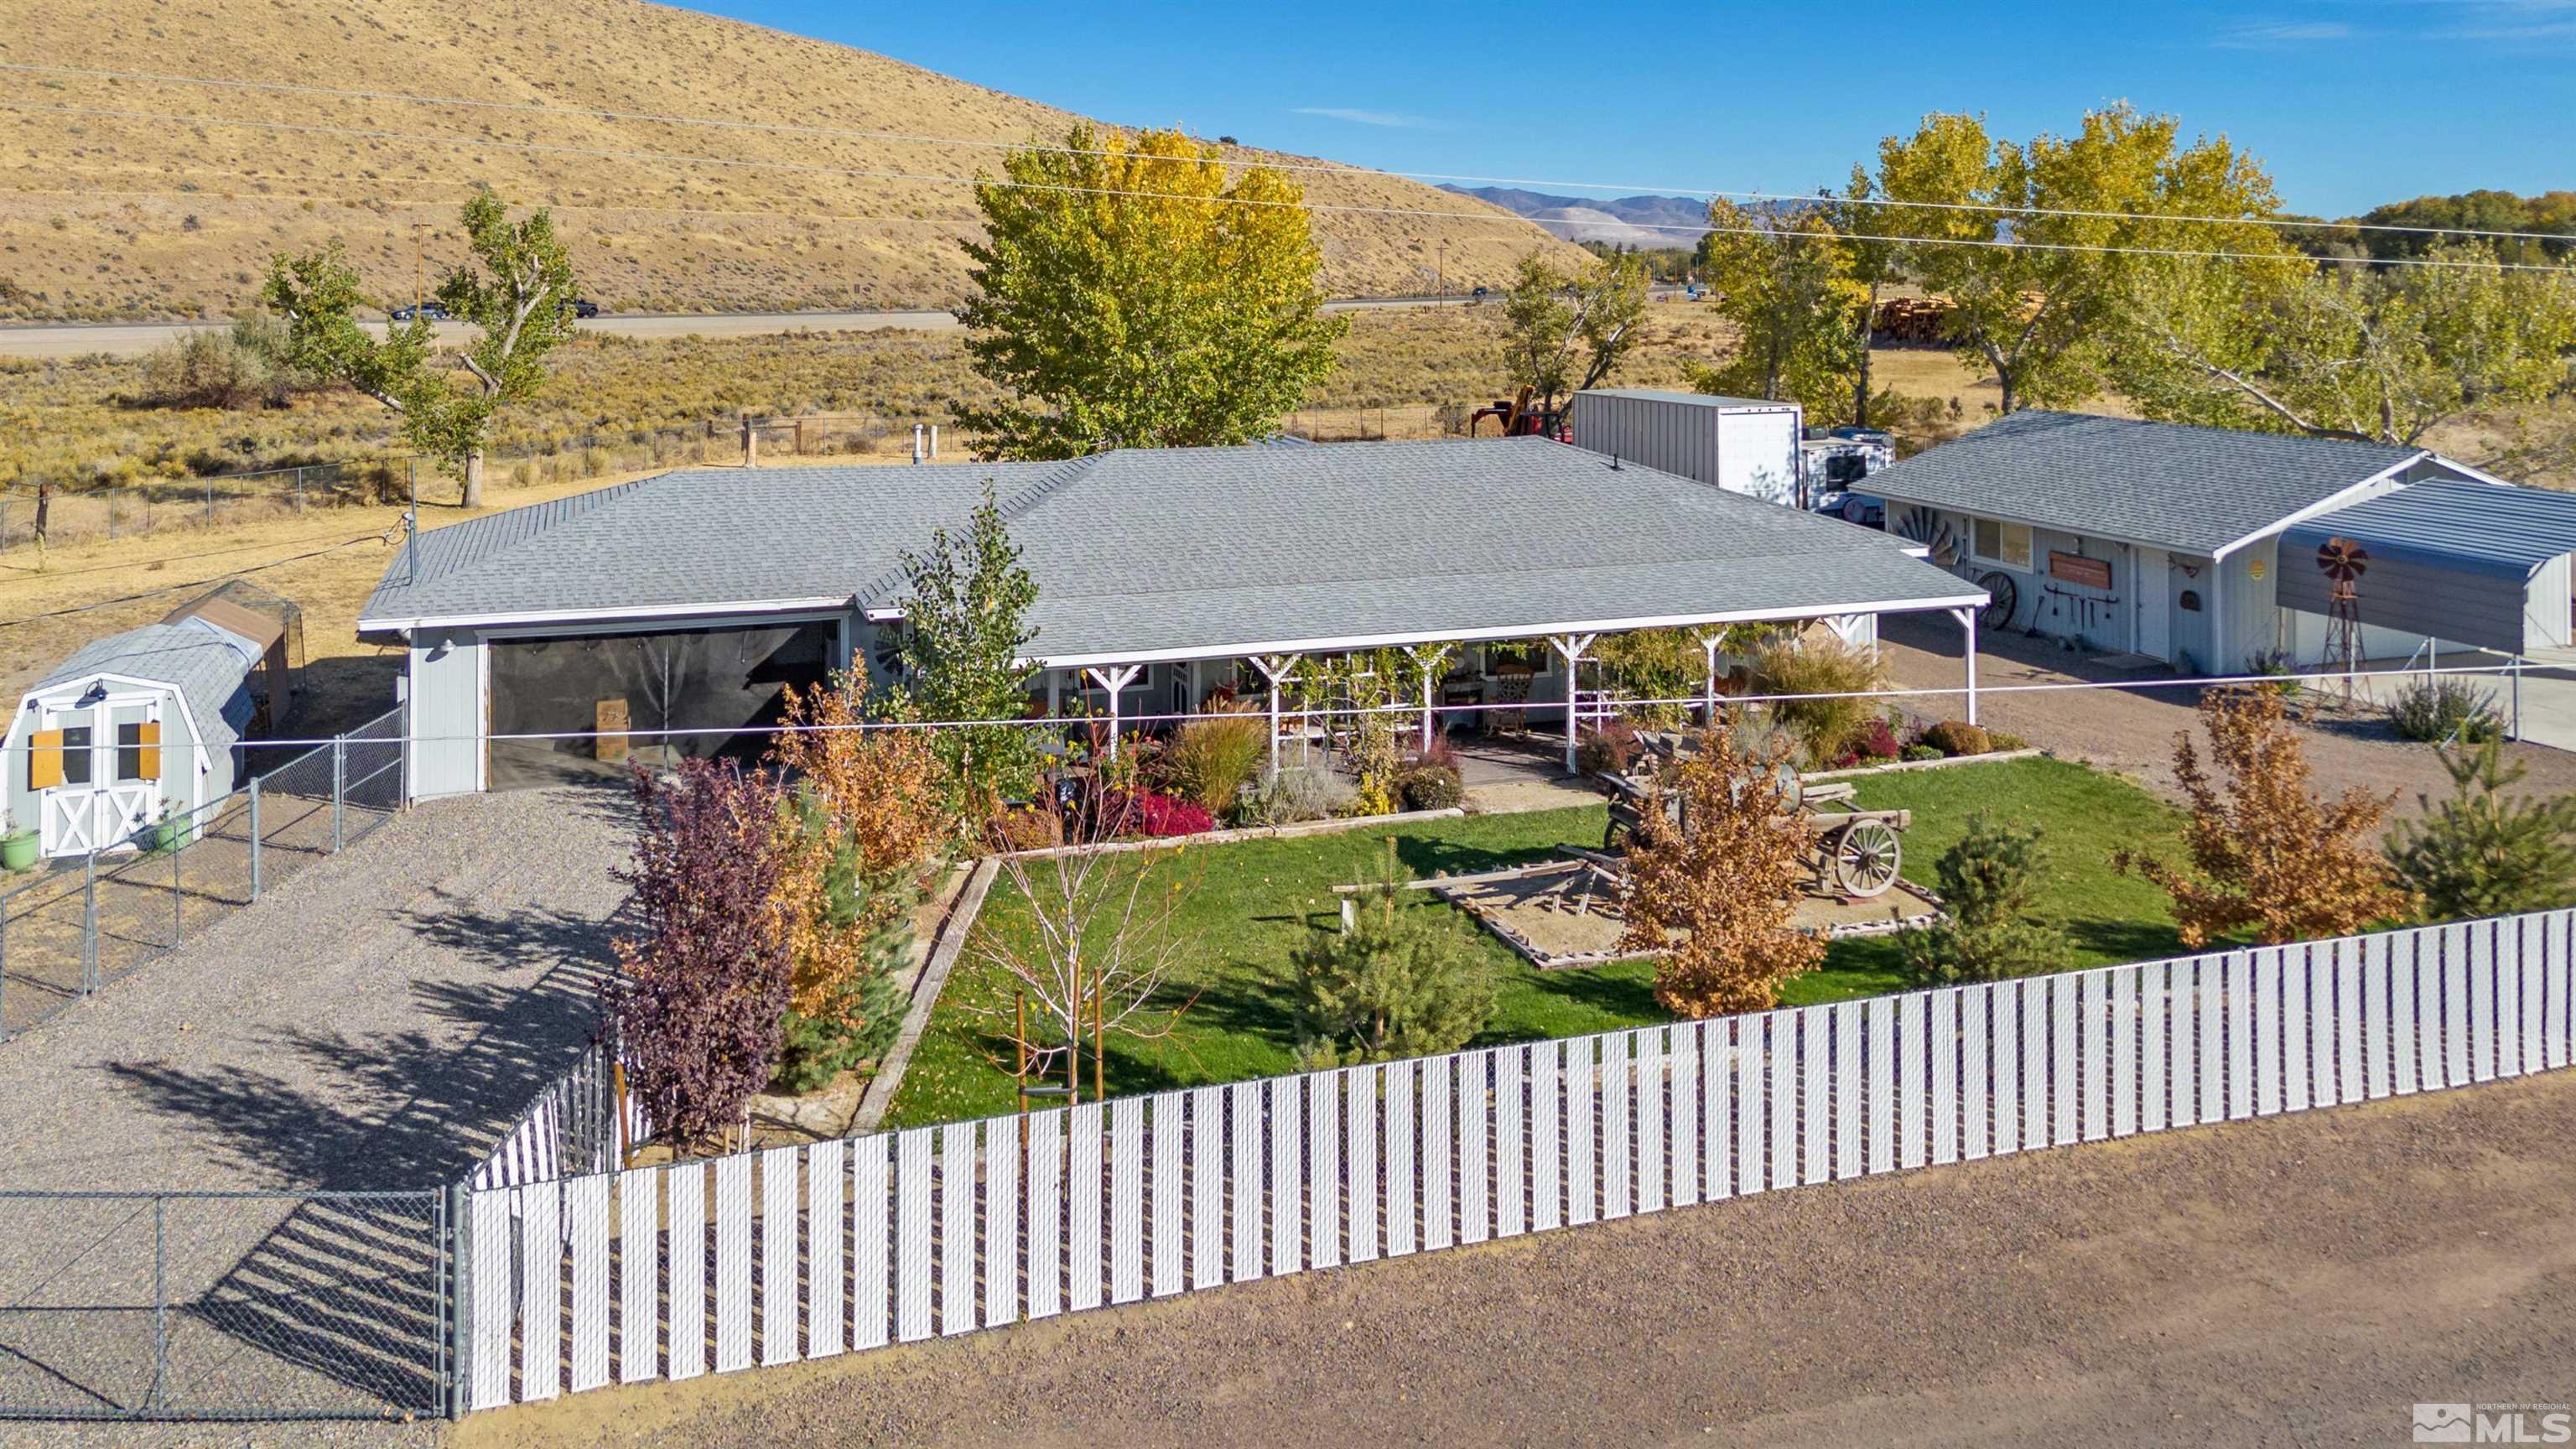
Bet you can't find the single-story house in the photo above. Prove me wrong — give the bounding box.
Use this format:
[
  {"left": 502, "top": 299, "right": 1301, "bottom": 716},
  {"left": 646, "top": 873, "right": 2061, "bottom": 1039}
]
[
  {"left": 1858, "top": 411, "right": 2573, "bottom": 672},
  {"left": 356, "top": 436, "right": 1989, "bottom": 800},
  {"left": 6, "top": 585, "right": 298, "bottom": 857}
]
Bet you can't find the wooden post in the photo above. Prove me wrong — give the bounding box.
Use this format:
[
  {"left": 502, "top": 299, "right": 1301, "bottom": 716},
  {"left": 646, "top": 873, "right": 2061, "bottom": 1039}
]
[
  {"left": 1253, "top": 654, "right": 1300, "bottom": 782},
  {"left": 740, "top": 413, "right": 759, "bottom": 469},
  {"left": 1086, "top": 664, "right": 1143, "bottom": 761}
]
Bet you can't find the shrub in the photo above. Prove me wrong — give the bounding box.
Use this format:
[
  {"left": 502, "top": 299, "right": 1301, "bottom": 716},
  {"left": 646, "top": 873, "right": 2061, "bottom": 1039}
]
[
  {"left": 1987, "top": 730, "right": 2028, "bottom": 751},
  {"left": 1574, "top": 719, "right": 1639, "bottom": 775},
  {"left": 2387, "top": 678, "right": 2499, "bottom": 744},
  {"left": 766, "top": 789, "right": 918, "bottom": 1093},
  {"left": 1901, "top": 813, "right": 2074, "bottom": 984},
  {"left": 2244, "top": 649, "right": 2301, "bottom": 697},
  {"left": 138, "top": 328, "right": 278, "bottom": 410},
  {"left": 1397, "top": 762, "right": 1465, "bottom": 811},
  {"left": 992, "top": 806, "right": 1064, "bottom": 852},
  {"left": 1109, "top": 790, "right": 1218, "bottom": 839},
  {"left": 1901, "top": 744, "right": 1943, "bottom": 762},
  {"left": 1245, "top": 763, "right": 1358, "bottom": 824},
  {"left": 608, "top": 760, "right": 795, "bottom": 1148},
  {"left": 1841, "top": 717, "right": 1901, "bottom": 766},
  {"left": 1288, "top": 844, "right": 1496, "bottom": 1067},
  {"left": 1750, "top": 637, "right": 1887, "bottom": 767},
  {"left": 1618, "top": 724, "right": 1825, "bottom": 1017},
  {"left": 1922, "top": 719, "right": 1992, "bottom": 757},
  {"left": 1161, "top": 704, "right": 1267, "bottom": 817}
]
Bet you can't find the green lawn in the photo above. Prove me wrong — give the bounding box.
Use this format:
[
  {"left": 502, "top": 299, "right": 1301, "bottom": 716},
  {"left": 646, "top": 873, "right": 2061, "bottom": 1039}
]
[{"left": 881, "top": 756, "right": 2187, "bottom": 1130}]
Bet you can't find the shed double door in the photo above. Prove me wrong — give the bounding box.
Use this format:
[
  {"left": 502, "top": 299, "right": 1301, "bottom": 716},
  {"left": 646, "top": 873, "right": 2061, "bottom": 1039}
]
[{"left": 32, "top": 696, "right": 164, "bottom": 856}]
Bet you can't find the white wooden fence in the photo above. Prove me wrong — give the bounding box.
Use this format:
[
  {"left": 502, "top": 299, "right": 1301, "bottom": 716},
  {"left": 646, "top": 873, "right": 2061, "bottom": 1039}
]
[
  {"left": 458, "top": 911, "right": 2576, "bottom": 1411},
  {"left": 469, "top": 1040, "right": 647, "bottom": 1192}
]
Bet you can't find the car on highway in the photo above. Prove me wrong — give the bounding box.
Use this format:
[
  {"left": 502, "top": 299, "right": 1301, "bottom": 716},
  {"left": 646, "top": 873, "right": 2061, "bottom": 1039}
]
[
  {"left": 387, "top": 302, "right": 449, "bottom": 323},
  {"left": 564, "top": 298, "right": 600, "bottom": 319}
]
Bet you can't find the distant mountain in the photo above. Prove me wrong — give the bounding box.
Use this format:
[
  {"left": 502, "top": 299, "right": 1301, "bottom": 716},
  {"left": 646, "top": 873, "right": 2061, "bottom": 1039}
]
[{"left": 1438, "top": 186, "right": 1711, "bottom": 246}]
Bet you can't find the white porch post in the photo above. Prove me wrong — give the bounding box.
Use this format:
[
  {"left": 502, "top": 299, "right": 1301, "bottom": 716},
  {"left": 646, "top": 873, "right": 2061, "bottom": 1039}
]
[
  {"left": 1549, "top": 632, "right": 1597, "bottom": 775},
  {"left": 1697, "top": 631, "right": 1724, "bottom": 725},
  {"left": 1086, "top": 664, "right": 1142, "bottom": 761},
  {"left": 1251, "top": 654, "right": 1301, "bottom": 781},
  {"left": 1947, "top": 606, "right": 1980, "bottom": 726}
]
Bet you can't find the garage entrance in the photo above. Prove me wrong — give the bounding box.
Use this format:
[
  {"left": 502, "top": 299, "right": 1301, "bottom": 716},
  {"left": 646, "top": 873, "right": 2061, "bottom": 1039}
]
[{"left": 485, "top": 617, "right": 840, "bottom": 791}]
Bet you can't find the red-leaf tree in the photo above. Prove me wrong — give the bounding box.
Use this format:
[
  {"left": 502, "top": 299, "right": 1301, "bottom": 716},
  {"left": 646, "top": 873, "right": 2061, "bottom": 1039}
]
[{"left": 608, "top": 759, "right": 795, "bottom": 1147}]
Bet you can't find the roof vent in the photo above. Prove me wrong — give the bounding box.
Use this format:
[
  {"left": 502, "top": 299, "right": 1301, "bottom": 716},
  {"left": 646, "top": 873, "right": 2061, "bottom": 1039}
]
[{"left": 1608, "top": 452, "right": 1622, "bottom": 471}]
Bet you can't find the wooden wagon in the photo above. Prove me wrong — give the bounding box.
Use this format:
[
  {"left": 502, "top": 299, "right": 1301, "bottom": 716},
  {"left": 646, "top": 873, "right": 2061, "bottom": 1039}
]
[{"left": 1597, "top": 736, "right": 1911, "bottom": 900}]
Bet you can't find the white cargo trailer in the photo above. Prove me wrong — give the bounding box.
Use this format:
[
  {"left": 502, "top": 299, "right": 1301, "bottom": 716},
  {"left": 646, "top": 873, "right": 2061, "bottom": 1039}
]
[{"left": 1571, "top": 388, "right": 1805, "bottom": 507}]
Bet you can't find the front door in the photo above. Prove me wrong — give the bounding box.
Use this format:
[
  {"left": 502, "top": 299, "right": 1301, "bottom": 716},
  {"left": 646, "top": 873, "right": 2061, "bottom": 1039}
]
[
  {"left": 2134, "top": 547, "right": 2173, "bottom": 662},
  {"left": 34, "top": 696, "right": 163, "bottom": 856}
]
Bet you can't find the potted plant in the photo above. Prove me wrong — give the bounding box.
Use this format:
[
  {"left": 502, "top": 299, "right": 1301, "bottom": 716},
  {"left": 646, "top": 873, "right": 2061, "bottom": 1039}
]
[
  {"left": 147, "top": 802, "right": 184, "bottom": 856},
  {"left": 1, "top": 808, "right": 36, "bottom": 874}
]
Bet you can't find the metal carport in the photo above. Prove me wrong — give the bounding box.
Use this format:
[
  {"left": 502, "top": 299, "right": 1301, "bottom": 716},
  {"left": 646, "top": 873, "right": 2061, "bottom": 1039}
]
[{"left": 2281, "top": 479, "right": 2576, "bottom": 657}]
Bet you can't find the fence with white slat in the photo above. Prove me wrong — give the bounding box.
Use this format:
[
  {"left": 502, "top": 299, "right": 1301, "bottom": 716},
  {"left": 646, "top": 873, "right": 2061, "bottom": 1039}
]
[{"left": 454, "top": 910, "right": 2576, "bottom": 1413}]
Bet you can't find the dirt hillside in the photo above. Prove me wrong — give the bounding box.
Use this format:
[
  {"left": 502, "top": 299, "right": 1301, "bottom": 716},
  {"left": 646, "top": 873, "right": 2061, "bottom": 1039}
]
[{"left": 0, "top": 0, "right": 1587, "bottom": 320}]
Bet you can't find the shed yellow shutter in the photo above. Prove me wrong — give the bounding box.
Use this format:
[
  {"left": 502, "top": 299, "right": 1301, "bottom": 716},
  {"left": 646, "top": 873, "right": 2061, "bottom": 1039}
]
[
  {"left": 136, "top": 720, "right": 162, "bottom": 781},
  {"left": 27, "top": 728, "right": 63, "bottom": 791}
]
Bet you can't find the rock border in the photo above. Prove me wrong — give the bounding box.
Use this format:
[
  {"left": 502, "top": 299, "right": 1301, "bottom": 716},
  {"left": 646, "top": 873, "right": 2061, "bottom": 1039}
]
[{"left": 1801, "top": 746, "right": 2047, "bottom": 783}]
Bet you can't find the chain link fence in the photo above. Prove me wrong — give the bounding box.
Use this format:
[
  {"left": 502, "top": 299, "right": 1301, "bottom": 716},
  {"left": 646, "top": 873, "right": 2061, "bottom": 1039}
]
[
  {"left": 0, "top": 1189, "right": 449, "bottom": 1421},
  {"left": 0, "top": 704, "right": 404, "bottom": 1039}
]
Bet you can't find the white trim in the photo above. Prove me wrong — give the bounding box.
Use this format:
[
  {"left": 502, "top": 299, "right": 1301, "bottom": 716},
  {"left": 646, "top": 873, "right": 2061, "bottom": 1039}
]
[
  {"left": 358, "top": 595, "right": 856, "bottom": 635},
  {"left": 2207, "top": 455, "right": 2428, "bottom": 559},
  {"left": 18, "top": 669, "right": 216, "bottom": 782},
  {"left": 473, "top": 608, "right": 853, "bottom": 643},
  {"left": 1023, "top": 594, "right": 1990, "bottom": 672}
]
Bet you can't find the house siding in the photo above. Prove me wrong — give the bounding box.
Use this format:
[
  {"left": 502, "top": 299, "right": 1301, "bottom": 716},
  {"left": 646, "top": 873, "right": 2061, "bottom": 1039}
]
[{"left": 406, "top": 630, "right": 486, "bottom": 802}]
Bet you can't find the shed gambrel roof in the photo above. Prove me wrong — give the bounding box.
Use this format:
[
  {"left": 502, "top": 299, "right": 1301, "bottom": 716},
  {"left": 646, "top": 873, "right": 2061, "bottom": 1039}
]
[
  {"left": 29, "top": 624, "right": 259, "bottom": 756},
  {"left": 357, "top": 439, "right": 1981, "bottom": 662},
  {"left": 1861, "top": 411, "right": 2437, "bottom": 557}
]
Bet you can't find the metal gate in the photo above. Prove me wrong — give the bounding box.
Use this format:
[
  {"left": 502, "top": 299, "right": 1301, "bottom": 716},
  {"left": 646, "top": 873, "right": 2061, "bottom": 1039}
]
[{"left": 0, "top": 1190, "right": 449, "bottom": 1421}]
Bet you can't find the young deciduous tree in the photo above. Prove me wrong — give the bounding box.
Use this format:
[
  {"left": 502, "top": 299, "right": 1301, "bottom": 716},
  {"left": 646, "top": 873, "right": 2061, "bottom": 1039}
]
[
  {"left": 263, "top": 188, "right": 578, "bottom": 506},
  {"left": 607, "top": 759, "right": 794, "bottom": 1148},
  {"left": 892, "top": 483, "right": 1042, "bottom": 834},
  {"left": 1289, "top": 839, "right": 1496, "bottom": 1067},
  {"left": 1688, "top": 200, "right": 1867, "bottom": 418},
  {"left": 2113, "top": 688, "right": 2415, "bottom": 946},
  {"left": 1617, "top": 724, "right": 1825, "bottom": 1016},
  {"left": 1499, "top": 251, "right": 1651, "bottom": 418},
  {"left": 963, "top": 773, "right": 1198, "bottom": 1103},
  {"left": 957, "top": 125, "right": 1345, "bottom": 458},
  {"left": 2384, "top": 737, "right": 2576, "bottom": 921}
]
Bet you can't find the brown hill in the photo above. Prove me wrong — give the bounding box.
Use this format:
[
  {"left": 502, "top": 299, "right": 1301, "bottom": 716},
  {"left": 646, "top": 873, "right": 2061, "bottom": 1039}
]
[{"left": 0, "top": 0, "right": 1587, "bottom": 320}]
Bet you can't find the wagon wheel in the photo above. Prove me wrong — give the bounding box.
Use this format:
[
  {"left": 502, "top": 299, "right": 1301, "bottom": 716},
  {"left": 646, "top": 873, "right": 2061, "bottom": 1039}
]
[
  {"left": 1831, "top": 818, "right": 1903, "bottom": 898},
  {"left": 1976, "top": 570, "right": 2018, "bottom": 631}
]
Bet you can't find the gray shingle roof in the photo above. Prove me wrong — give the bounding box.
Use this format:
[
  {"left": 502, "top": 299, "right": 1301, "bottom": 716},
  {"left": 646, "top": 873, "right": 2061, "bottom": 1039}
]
[
  {"left": 1861, "top": 411, "right": 2430, "bottom": 556},
  {"left": 33, "top": 624, "right": 259, "bottom": 756},
  {"left": 358, "top": 439, "right": 1983, "bottom": 660},
  {"left": 2284, "top": 478, "right": 2576, "bottom": 581}
]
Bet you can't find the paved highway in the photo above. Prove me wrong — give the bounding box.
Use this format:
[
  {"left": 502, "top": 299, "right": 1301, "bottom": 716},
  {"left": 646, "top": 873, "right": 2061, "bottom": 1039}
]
[{"left": 0, "top": 291, "right": 1586, "bottom": 361}]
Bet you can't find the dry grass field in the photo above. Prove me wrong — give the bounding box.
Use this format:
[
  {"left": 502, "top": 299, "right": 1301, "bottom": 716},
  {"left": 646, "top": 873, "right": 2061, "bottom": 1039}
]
[{"left": 0, "top": 0, "right": 1587, "bottom": 320}]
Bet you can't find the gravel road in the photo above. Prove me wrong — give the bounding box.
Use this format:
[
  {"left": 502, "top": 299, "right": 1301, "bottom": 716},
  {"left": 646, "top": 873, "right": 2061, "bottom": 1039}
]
[
  {"left": 454, "top": 1067, "right": 2576, "bottom": 1449},
  {"left": 1878, "top": 613, "right": 2576, "bottom": 827},
  {"left": 0, "top": 785, "right": 631, "bottom": 1436}
]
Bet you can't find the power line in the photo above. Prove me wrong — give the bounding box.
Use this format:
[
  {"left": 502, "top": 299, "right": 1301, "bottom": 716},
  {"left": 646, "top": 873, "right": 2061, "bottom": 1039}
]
[
  {"left": 0, "top": 531, "right": 393, "bottom": 629},
  {"left": 5, "top": 101, "right": 2568, "bottom": 275},
  {"left": 11, "top": 60, "right": 2573, "bottom": 247}
]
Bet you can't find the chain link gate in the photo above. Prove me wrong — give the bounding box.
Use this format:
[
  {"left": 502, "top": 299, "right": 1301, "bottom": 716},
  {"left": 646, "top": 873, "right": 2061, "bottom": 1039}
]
[{"left": 0, "top": 1190, "right": 449, "bottom": 1422}]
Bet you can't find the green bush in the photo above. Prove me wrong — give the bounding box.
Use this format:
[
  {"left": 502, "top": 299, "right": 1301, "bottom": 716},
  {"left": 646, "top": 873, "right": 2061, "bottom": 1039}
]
[
  {"left": 1397, "top": 762, "right": 1465, "bottom": 811},
  {"left": 1161, "top": 706, "right": 1268, "bottom": 817},
  {"left": 1922, "top": 719, "right": 1992, "bottom": 757},
  {"left": 1900, "top": 743, "right": 1943, "bottom": 762},
  {"left": 1987, "top": 730, "right": 2029, "bottom": 751},
  {"left": 2387, "top": 678, "right": 2499, "bottom": 744},
  {"left": 1574, "top": 720, "right": 1639, "bottom": 776},
  {"left": 1901, "top": 812, "right": 2074, "bottom": 984},
  {"left": 1287, "top": 848, "right": 1496, "bottom": 1067},
  {"left": 2385, "top": 738, "right": 2576, "bottom": 920},
  {"left": 1750, "top": 637, "right": 1887, "bottom": 767}
]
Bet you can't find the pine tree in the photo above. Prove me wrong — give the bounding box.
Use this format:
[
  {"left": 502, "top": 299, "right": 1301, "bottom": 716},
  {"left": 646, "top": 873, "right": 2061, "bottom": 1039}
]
[
  {"left": 1289, "top": 841, "right": 1496, "bottom": 1066},
  {"left": 2385, "top": 738, "right": 2576, "bottom": 921},
  {"left": 1901, "top": 813, "right": 2075, "bottom": 984}
]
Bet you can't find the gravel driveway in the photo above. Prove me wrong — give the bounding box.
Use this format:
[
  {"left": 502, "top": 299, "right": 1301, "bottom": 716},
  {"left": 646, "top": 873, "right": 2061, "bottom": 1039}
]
[
  {"left": 0, "top": 783, "right": 634, "bottom": 1434},
  {"left": 454, "top": 1067, "right": 2576, "bottom": 1449},
  {"left": 1878, "top": 613, "right": 2576, "bottom": 830}
]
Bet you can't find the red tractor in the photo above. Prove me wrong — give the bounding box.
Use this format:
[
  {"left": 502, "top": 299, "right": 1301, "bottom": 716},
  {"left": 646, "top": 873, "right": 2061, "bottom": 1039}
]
[{"left": 1469, "top": 385, "right": 1569, "bottom": 441}]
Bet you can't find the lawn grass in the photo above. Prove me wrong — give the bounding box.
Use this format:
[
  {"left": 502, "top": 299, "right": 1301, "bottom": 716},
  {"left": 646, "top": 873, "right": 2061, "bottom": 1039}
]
[{"left": 880, "top": 756, "right": 2187, "bottom": 1130}]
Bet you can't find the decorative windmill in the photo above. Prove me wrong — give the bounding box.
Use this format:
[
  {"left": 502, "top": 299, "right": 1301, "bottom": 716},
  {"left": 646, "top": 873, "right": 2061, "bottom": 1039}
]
[
  {"left": 1894, "top": 506, "right": 1966, "bottom": 569},
  {"left": 2316, "top": 536, "right": 2370, "bottom": 690}
]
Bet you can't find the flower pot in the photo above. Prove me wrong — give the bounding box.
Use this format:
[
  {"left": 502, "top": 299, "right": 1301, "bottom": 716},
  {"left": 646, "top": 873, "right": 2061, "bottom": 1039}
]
[{"left": 0, "top": 831, "right": 36, "bottom": 874}]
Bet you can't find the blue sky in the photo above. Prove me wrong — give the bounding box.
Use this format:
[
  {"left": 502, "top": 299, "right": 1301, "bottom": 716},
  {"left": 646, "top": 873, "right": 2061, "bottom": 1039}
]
[{"left": 682, "top": 1, "right": 2570, "bottom": 217}]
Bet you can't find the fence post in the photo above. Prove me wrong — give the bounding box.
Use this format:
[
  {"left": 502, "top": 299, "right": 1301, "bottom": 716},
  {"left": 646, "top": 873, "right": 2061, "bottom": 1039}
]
[
  {"left": 332, "top": 739, "right": 346, "bottom": 851},
  {"left": 293, "top": 466, "right": 305, "bottom": 512},
  {"left": 148, "top": 1194, "right": 169, "bottom": 1415},
  {"left": 1, "top": 907, "right": 10, "bottom": 1041},
  {"left": 248, "top": 778, "right": 262, "bottom": 901},
  {"left": 81, "top": 854, "right": 98, "bottom": 995},
  {"left": 203, "top": 477, "right": 214, "bottom": 530},
  {"left": 172, "top": 823, "right": 183, "bottom": 946},
  {"left": 447, "top": 1181, "right": 472, "bottom": 1420}
]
